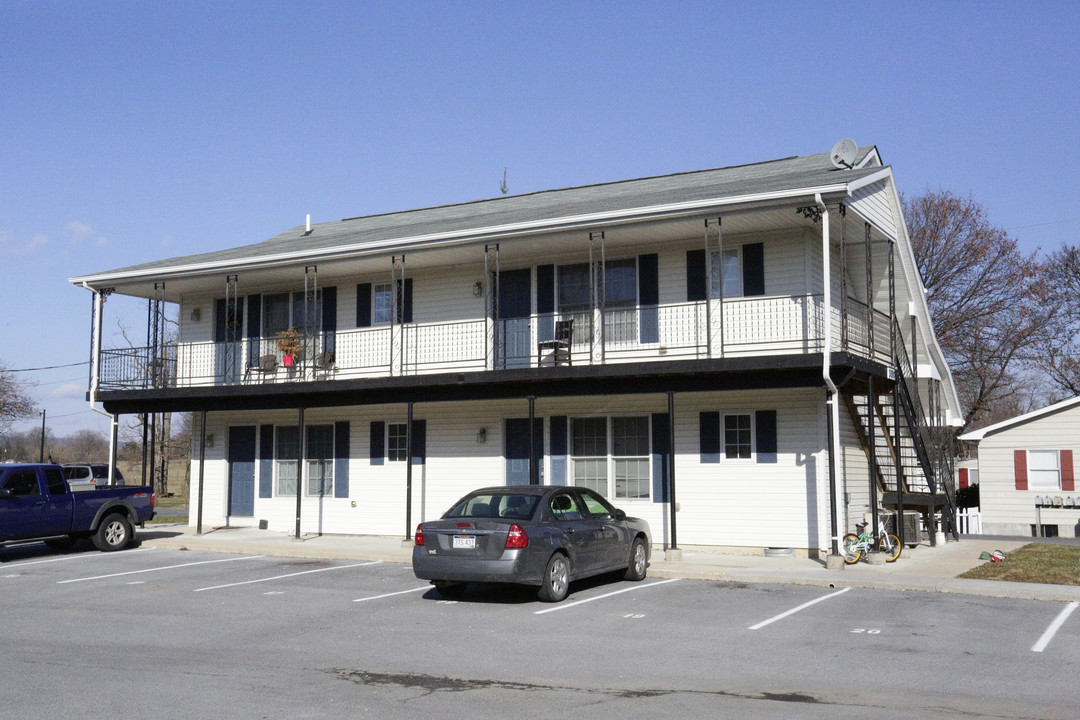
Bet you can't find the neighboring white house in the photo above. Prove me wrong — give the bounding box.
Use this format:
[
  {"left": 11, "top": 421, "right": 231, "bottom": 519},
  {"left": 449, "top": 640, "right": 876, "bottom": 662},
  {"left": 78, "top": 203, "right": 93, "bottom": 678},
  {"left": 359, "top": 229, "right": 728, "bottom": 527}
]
[
  {"left": 69, "top": 144, "right": 963, "bottom": 557},
  {"left": 959, "top": 396, "right": 1080, "bottom": 537}
]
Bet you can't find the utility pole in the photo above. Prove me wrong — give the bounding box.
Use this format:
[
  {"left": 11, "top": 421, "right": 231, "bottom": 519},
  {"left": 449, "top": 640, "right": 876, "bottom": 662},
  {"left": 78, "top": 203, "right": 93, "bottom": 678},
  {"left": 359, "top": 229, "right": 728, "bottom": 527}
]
[{"left": 39, "top": 409, "right": 46, "bottom": 462}]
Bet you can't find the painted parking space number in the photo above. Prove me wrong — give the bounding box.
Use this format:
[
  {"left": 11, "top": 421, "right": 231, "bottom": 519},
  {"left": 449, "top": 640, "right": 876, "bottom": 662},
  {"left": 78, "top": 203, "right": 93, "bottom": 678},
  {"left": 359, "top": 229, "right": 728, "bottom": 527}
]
[{"left": 851, "top": 628, "right": 881, "bottom": 634}]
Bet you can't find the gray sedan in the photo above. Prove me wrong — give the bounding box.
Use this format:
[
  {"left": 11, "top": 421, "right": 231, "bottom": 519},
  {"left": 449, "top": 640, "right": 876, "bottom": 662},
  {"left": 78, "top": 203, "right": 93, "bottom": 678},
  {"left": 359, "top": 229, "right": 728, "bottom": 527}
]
[{"left": 412, "top": 485, "right": 651, "bottom": 602}]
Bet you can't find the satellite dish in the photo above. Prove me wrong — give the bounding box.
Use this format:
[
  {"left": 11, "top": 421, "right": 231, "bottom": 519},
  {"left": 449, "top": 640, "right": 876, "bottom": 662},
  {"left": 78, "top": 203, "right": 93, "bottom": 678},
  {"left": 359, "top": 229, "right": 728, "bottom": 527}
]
[{"left": 830, "top": 138, "right": 857, "bottom": 169}]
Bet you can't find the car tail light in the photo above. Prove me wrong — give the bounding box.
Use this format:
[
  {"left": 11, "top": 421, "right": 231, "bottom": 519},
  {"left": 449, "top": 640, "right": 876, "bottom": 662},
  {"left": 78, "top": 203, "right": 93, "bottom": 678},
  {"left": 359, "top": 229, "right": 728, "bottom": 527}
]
[
  {"left": 414, "top": 523, "right": 425, "bottom": 546},
  {"left": 505, "top": 524, "right": 529, "bottom": 549},
  {"left": 151, "top": 493, "right": 156, "bottom": 508}
]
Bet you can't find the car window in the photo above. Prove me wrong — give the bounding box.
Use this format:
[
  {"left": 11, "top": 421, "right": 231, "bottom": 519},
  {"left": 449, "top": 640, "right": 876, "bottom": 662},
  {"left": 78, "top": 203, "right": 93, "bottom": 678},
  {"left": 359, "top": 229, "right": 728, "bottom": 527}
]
[
  {"left": 550, "top": 492, "right": 585, "bottom": 521},
  {"left": 579, "top": 490, "right": 616, "bottom": 518},
  {"left": 64, "top": 466, "right": 90, "bottom": 480},
  {"left": 1, "top": 470, "right": 41, "bottom": 497},
  {"left": 446, "top": 493, "right": 538, "bottom": 519},
  {"left": 44, "top": 468, "right": 68, "bottom": 495}
]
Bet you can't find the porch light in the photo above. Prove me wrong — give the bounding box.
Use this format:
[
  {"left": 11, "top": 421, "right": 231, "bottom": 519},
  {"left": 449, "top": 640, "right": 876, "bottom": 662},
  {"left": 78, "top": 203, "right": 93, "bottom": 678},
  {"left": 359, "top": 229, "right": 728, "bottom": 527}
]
[
  {"left": 190, "top": 307, "right": 202, "bottom": 322},
  {"left": 205, "top": 434, "right": 214, "bottom": 448},
  {"left": 477, "top": 428, "right": 487, "bottom": 444},
  {"left": 472, "top": 280, "right": 483, "bottom": 297}
]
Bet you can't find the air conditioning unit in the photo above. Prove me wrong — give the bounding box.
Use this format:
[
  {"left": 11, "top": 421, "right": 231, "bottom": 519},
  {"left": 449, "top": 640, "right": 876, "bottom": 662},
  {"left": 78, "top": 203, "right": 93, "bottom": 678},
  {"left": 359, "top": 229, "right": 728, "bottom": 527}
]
[{"left": 880, "top": 511, "right": 922, "bottom": 544}]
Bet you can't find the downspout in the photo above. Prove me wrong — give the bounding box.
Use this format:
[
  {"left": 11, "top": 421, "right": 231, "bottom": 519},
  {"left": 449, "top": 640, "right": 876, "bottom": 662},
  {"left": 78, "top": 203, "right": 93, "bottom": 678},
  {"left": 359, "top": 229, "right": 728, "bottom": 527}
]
[
  {"left": 83, "top": 283, "right": 119, "bottom": 484},
  {"left": 817, "top": 195, "right": 841, "bottom": 558}
]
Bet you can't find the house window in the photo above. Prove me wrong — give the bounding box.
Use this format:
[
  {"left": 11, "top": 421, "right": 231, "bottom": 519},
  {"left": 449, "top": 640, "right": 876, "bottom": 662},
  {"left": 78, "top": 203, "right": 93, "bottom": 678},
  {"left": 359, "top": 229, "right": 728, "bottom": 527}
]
[
  {"left": 1028, "top": 450, "right": 1061, "bottom": 490},
  {"left": 373, "top": 283, "right": 393, "bottom": 325},
  {"left": 558, "top": 259, "right": 638, "bottom": 343},
  {"left": 275, "top": 425, "right": 334, "bottom": 496},
  {"left": 387, "top": 422, "right": 408, "bottom": 462},
  {"left": 570, "top": 416, "right": 650, "bottom": 500},
  {"left": 724, "top": 413, "right": 753, "bottom": 460},
  {"left": 710, "top": 248, "right": 741, "bottom": 297},
  {"left": 263, "top": 290, "right": 322, "bottom": 338}
]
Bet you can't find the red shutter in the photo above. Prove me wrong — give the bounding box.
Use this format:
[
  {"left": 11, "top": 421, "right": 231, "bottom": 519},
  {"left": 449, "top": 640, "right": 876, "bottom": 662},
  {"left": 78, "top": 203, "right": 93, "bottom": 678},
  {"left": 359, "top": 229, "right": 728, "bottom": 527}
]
[
  {"left": 958, "top": 468, "right": 969, "bottom": 489},
  {"left": 1014, "top": 450, "right": 1028, "bottom": 490},
  {"left": 1061, "top": 450, "right": 1074, "bottom": 492}
]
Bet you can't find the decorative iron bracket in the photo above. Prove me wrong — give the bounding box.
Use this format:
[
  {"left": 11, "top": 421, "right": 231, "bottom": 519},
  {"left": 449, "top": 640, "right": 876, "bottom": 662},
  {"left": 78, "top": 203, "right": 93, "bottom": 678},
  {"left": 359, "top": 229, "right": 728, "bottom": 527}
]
[{"left": 796, "top": 205, "right": 823, "bottom": 224}]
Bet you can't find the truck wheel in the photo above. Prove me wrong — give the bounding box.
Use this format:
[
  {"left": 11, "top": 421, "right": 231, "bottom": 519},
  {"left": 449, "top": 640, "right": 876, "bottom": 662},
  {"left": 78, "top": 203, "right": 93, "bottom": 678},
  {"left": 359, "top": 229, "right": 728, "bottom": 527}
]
[
  {"left": 45, "top": 535, "right": 77, "bottom": 551},
  {"left": 93, "top": 513, "right": 133, "bottom": 552}
]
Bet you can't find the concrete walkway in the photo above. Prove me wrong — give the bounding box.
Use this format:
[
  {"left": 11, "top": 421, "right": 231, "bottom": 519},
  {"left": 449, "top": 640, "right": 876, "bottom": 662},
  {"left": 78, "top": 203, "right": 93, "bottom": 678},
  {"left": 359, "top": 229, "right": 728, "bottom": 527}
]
[{"left": 137, "top": 523, "right": 1080, "bottom": 602}]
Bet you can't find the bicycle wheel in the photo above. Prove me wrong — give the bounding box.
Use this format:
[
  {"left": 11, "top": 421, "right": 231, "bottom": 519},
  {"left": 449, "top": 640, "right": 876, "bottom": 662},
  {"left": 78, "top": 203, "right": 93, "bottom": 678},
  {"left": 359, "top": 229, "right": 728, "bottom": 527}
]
[
  {"left": 879, "top": 533, "right": 902, "bottom": 562},
  {"left": 842, "top": 533, "right": 862, "bottom": 564}
]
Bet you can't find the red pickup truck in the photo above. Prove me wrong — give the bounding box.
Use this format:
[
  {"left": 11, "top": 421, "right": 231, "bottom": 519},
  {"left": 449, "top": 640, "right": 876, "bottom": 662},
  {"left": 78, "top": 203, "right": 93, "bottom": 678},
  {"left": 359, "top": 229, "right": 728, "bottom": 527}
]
[{"left": 0, "top": 463, "right": 155, "bottom": 553}]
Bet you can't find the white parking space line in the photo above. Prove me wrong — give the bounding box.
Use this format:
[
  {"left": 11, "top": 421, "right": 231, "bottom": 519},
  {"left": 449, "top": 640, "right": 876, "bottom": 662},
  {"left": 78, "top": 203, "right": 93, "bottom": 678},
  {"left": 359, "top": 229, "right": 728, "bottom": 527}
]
[
  {"left": 57, "top": 555, "right": 265, "bottom": 584},
  {"left": 353, "top": 586, "right": 429, "bottom": 603},
  {"left": 533, "top": 579, "right": 680, "bottom": 615},
  {"left": 3, "top": 548, "right": 154, "bottom": 568},
  {"left": 194, "top": 561, "right": 381, "bottom": 592},
  {"left": 748, "top": 587, "right": 852, "bottom": 630},
  {"left": 1031, "top": 601, "right": 1078, "bottom": 653}
]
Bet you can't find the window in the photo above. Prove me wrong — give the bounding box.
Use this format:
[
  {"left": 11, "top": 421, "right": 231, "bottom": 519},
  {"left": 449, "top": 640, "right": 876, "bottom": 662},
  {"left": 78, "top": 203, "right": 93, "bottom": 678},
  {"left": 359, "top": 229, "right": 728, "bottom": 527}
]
[
  {"left": 710, "top": 248, "right": 742, "bottom": 297},
  {"left": 558, "top": 259, "right": 638, "bottom": 343},
  {"left": 569, "top": 416, "right": 650, "bottom": 500},
  {"left": 1028, "top": 450, "right": 1061, "bottom": 491},
  {"left": 1, "top": 470, "right": 40, "bottom": 496},
  {"left": 275, "top": 424, "right": 334, "bottom": 496},
  {"left": 724, "top": 413, "right": 753, "bottom": 460},
  {"left": 373, "top": 283, "right": 393, "bottom": 325},
  {"left": 263, "top": 290, "right": 322, "bottom": 338},
  {"left": 387, "top": 422, "right": 408, "bottom": 462}
]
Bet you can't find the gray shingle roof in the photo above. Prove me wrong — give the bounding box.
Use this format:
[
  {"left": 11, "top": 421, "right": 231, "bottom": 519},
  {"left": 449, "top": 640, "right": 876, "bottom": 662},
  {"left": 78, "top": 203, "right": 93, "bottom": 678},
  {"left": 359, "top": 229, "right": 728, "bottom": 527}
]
[{"left": 77, "top": 146, "right": 883, "bottom": 280}]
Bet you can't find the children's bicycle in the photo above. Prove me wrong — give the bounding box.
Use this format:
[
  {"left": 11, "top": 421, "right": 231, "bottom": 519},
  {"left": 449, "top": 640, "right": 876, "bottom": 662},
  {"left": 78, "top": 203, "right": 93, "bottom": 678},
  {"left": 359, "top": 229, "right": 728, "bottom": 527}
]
[{"left": 842, "top": 521, "right": 902, "bottom": 564}]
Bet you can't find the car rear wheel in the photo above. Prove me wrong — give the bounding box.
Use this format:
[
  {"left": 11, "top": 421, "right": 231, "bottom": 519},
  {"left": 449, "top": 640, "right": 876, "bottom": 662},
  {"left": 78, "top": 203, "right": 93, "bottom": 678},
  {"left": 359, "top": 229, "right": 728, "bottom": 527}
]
[
  {"left": 537, "top": 553, "right": 570, "bottom": 602},
  {"left": 433, "top": 581, "right": 467, "bottom": 599},
  {"left": 93, "top": 513, "right": 133, "bottom": 552},
  {"left": 624, "top": 537, "right": 648, "bottom": 581}
]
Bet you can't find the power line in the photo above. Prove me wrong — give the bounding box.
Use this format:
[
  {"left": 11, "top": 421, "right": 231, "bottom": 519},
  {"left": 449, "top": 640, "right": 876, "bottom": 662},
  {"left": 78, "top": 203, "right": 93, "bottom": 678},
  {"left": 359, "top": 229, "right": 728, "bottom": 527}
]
[{"left": 6, "top": 361, "right": 90, "bottom": 373}]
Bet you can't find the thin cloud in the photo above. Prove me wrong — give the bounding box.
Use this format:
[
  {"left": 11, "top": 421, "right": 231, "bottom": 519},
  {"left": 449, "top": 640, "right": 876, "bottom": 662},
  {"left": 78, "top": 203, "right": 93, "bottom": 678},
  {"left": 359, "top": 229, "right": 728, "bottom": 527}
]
[{"left": 67, "top": 220, "right": 107, "bottom": 246}]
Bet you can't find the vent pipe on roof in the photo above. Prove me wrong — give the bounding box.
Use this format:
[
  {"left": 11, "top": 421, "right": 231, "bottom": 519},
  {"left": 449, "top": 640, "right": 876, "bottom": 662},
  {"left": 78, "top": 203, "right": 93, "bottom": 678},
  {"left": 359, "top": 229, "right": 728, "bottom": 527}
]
[{"left": 306, "top": 214, "right": 311, "bottom": 233}]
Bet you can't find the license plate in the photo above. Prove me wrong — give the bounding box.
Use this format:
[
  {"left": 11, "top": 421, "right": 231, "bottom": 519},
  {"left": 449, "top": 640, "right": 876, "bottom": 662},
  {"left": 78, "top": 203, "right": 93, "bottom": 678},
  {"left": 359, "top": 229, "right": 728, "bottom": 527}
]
[{"left": 453, "top": 535, "right": 476, "bottom": 549}]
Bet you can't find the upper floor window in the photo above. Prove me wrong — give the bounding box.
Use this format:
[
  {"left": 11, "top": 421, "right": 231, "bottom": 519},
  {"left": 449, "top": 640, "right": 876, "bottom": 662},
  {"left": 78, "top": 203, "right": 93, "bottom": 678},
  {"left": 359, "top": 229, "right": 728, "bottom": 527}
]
[
  {"left": 373, "top": 283, "right": 394, "bottom": 325},
  {"left": 263, "top": 290, "right": 321, "bottom": 338},
  {"left": 557, "top": 258, "right": 638, "bottom": 312},
  {"left": 711, "top": 248, "right": 742, "bottom": 297}
]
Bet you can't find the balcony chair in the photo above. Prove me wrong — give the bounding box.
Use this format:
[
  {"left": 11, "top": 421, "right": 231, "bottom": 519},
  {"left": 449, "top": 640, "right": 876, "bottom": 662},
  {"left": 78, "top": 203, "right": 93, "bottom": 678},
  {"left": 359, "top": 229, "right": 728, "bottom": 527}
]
[
  {"left": 537, "top": 318, "right": 573, "bottom": 367},
  {"left": 245, "top": 354, "right": 278, "bottom": 383},
  {"left": 314, "top": 350, "right": 336, "bottom": 379}
]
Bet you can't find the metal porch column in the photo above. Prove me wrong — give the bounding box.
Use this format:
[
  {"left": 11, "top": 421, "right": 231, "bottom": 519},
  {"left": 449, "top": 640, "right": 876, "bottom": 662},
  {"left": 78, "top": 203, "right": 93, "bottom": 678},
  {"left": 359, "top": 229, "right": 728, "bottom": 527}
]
[
  {"left": 295, "top": 407, "right": 305, "bottom": 539},
  {"left": 405, "top": 401, "right": 414, "bottom": 539},
  {"left": 196, "top": 410, "right": 207, "bottom": 535},
  {"left": 528, "top": 395, "right": 538, "bottom": 485},
  {"left": 668, "top": 391, "right": 678, "bottom": 551}
]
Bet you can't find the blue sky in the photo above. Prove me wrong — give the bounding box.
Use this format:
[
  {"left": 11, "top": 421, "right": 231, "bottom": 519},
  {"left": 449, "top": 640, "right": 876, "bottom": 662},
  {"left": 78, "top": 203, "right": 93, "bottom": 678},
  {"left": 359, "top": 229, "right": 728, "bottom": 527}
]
[{"left": 1, "top": 1, "right": 1077, "bottom": 438}]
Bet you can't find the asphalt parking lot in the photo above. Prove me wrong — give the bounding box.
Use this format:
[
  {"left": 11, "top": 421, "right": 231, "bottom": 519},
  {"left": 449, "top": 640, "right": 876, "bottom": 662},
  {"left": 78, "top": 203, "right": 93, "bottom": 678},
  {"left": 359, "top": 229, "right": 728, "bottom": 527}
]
[{"left": 3, "top": 544, "right": 1078, "bottom": 719}]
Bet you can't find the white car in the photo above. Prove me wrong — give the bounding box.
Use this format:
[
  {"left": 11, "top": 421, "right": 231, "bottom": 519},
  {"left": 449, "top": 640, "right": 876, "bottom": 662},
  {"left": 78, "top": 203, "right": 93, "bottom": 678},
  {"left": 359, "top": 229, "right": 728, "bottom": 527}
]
[{"left": 62, "top": 464, "right": 125, "bottom": 489}]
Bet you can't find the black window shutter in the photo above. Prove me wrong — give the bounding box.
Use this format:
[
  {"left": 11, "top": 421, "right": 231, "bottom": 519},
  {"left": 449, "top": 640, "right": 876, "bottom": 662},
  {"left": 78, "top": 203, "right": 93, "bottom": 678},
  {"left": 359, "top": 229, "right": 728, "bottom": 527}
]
[
  {"left": 537, "top": 265, "right": 555, "bottom": 314},
  {"left": 411, "top": 419, "right": 426, "bottom": 465},
  {"left": 686, "top": 249, "right": 706, "bottom": 301},
  {"left": 334, "top": 421, "right": 350, "bottom": 497},
  {"left": 247, "top": 294, "right": 262, "bottom": 368},
  {"left": 651, "top": 413, "right": 670, "bottom": 502},
  {"left": 369, "top": 421, "right": 385, "bottom": 465},
  {"left": 214, "top": 298, "right": 227, "bottom": 343},
  {"left": 639, "top": 253, "right": 659, "bottom": 343},
  {"left": 756, "top": 410, "right": 777, "bottom": 463},
  {"left": 397, "top": 278, "right": 414, "bottom": 324},
  {"left": 743, "top": 242, "right": 765, "bottom": 297},
  {"left": 356, "top": 283, "right": 371, "bottom": 328},
  {"left": 321, "top": 287, "right": 337, "bottom": 354},
  {"left": 259, "top": 424, "right": 274, "bottom": 498},
  {"left": 700, "top": 411, "right": 720, "bottom": 463}
]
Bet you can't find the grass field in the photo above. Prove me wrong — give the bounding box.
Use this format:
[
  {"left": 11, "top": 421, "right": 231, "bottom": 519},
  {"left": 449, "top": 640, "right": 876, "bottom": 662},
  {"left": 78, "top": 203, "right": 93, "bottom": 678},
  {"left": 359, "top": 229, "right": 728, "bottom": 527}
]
[{"left": 958, "top": 543, "right": 1080, "bottom": 586}]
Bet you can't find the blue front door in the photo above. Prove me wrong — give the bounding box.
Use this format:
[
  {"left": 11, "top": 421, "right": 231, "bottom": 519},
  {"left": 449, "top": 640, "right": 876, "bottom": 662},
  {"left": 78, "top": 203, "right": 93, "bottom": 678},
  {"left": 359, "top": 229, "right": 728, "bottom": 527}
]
[
  {"left": 228, "top": 426, "right": 256, "bottom": 517},
  {"left": 505, "top": 418, "right": 544, "bottom": 486}
]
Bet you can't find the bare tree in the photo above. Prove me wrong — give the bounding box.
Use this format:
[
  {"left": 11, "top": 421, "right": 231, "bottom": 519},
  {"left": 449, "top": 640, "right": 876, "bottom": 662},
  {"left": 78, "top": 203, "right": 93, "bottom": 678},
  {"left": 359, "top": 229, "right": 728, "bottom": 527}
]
[
  {"left": 1033, "top": 244, "right": 1080, "bottom": 397},
  {"left": 902, "top": 190, "right": 1053, "bottom": 429},
  {"left": 0, "top": 361, "right": 37, "bottom": 437}
]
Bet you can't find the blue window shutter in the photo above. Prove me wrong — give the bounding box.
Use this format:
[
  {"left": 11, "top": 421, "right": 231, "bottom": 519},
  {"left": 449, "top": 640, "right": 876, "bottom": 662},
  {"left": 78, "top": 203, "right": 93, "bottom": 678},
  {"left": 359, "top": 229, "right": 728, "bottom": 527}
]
[
  {"left": 247, "top": 294, "right": 262, "bottom": 368},
  {"left": 321, "top": 287, "right": 337, "bottom": 354},
  {"left": 549, "top": 415, "right": 567, "bottom": 484},
  {"left": 743, "top": 242, "right": 765, "bottom": 296},
  {"left": 258, "top": 425, "right": 274, "bottom": 498},
  {"left": 639, "top": 253, "right": 659, "bottom": 343},
  {"left": 356, "top": 283, "right": 371, "bottom": 328},
  {"left": 686, "top": 249, "right": 706, "bottom": 301},
  {"left": 334, "top": 421, "right": 350, "bottom": 498},
  {"left": 411, "top": 419, "right": 426, "bottom": 465},
  {"left": 537, "top": 264, "right": 555, "bottom": 342},
  {"left": 651, "top": 413, "right": 670, "bottom": 502},
  {"left": 369, "top": 421, "right": 384, "bottom": 465},
  {"left": 756, "top": 410, "right": 777, "bottom": 463},
  {"left": 699, "top": 411, "right": 720, "bottom": 463}
]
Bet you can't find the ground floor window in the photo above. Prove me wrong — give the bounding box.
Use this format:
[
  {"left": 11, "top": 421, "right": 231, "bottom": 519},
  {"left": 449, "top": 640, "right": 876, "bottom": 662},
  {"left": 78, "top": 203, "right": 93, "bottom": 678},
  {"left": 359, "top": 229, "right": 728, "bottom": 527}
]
[
  {"left": 1028, "top": 450, "right": 1061, "bottom": 491},
  {"left": 275, "top": 424, "right": 334, "bottom": 496},
  {"left": 724, "top": 413, "right": 753, "bottom": 459},
  {"left": 570, "top": 415, "right": 650, "bottom": 500},
  {"left": 387, "top": 422, "right": 408, "bottom": 461}
]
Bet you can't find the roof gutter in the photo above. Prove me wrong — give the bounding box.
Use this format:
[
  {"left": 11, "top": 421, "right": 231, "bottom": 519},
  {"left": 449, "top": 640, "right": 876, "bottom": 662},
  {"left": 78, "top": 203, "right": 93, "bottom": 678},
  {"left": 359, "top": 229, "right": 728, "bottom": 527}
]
[{"left": 69, "top": 182, "right": 852, "bottom": 289}]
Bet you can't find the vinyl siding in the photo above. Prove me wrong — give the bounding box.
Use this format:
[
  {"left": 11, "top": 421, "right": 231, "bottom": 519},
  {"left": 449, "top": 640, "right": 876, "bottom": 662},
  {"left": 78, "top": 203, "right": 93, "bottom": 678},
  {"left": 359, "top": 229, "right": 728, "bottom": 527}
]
[{"left": 849, "top": 180, "right": 896, "bottom": 238}]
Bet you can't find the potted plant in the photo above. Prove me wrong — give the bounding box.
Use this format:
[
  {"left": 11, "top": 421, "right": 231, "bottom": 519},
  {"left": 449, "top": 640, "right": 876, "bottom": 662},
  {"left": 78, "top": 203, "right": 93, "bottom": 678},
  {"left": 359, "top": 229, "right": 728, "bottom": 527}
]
[{"left": 276, "top": 328, "right": 303, "bottom": 367}]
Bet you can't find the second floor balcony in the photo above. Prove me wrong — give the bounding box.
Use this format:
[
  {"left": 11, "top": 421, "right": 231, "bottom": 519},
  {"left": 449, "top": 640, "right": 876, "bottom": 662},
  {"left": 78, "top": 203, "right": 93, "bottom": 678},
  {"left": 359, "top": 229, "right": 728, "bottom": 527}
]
[{"left": 98, "top": 293, "right": 892, "bottom": 391}]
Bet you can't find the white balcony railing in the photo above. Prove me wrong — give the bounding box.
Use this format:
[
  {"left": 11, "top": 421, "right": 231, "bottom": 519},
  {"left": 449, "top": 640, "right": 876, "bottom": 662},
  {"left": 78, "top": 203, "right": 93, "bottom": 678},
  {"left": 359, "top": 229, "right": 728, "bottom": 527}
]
[{"left": 99, "top": 293, "right": 893, "bottom": 390}]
